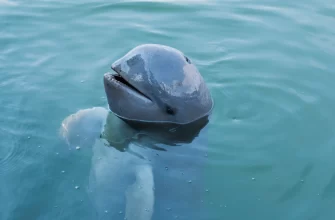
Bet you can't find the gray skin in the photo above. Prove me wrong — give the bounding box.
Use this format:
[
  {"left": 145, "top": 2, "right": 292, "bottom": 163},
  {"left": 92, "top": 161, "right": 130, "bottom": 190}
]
[
  {"left": 103, "top": 44, "right": 213, "bottom": 128},
  {"left": 60, "top": 44, "right": 213, "bottom": 220}
]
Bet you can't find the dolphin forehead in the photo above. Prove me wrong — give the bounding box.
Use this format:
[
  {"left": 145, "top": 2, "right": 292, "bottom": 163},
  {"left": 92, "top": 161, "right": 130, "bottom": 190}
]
[
  {"left": 148, "top": 51, "right": 203, "bottom": 97},
  {"left": 113, "top": 44, "right": 203, "bottom": 98}
]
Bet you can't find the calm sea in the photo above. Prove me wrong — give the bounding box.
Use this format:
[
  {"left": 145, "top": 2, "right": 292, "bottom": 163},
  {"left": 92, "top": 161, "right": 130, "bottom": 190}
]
[{"left": 1, "top": 0, "right": 335, "bottom": 219}]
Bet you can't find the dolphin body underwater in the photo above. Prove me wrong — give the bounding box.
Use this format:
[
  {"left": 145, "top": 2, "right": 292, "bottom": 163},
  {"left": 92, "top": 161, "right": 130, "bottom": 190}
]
[{"left": 60, "top": 44, "right": 214, "bottom": 220}]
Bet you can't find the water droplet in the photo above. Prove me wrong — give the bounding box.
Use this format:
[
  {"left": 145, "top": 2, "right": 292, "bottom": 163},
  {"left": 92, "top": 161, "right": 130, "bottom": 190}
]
[
  {"left": 188, "top": 180, "right": 192, "bottom": 183},
  {"left": 220, "top": 204, "right": 223, "bottom": 207},
  {"left": 76, "top": 146, "right": 81, "bottom": 150},
  {"left": 251, "top": 177, "right": 255, "bottom": 181},
  {"left": 165, "top": 167, "right": 168, "bottom": 170},
  {"left": 75, "top": 186, "right": 79, "bottom": 190},
  {"left": 28, "top": 136, "right": 30, "bottom": 139},
  {"left": 61, "top": 170, "right": 65, "bottom": 173},
  {"left": 80, "top": 80, "right": 85, "bottom": 83},
  {"left": 54, "top": 206, "right": 58, "bottom": 208},
  {"left": 204, "top": 154, "right": 208, "bottom": 157},
  {"left": 38, "top": 146, "right": 41, "bottom": 148},
  {"left": 105, "top": 210, "right": 108, "bottom": 213},
  {"left": 166, "top": 208, "right": 171, "bottom": 211},
  {"left": 119, "top": 211, "right": 123, "bottom": 214},
  {"left": 205, "top": 189, "right": 209, "bottom": 192},
  {"left": 56, "top": 152, "right": 59, "bottom": 155},
  {"left": 301, "top": 179, "right": 304, "bottom": 182}
]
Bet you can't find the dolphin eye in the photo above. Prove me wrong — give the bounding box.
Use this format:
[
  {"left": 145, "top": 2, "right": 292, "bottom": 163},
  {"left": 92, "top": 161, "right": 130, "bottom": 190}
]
[
  {"left": 184, "top": 56, "right": 191, "bottom": 64},
  {"left": 165, "top": 105, "right": 176, "bottom": 115}
]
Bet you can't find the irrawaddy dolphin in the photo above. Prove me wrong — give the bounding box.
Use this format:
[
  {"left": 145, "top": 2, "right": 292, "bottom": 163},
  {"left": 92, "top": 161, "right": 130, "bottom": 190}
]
[
  {"left": 60, "top": 44, "right": 214, "bottom": 220},
  {"left": 103, "top": 44, "right": 213, "bottom": 127}
]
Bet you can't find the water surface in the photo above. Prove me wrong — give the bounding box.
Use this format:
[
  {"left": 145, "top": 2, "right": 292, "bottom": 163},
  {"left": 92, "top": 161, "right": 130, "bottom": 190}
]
[{"left": 1, "top": 0, "right": 335, "bottom": 219}]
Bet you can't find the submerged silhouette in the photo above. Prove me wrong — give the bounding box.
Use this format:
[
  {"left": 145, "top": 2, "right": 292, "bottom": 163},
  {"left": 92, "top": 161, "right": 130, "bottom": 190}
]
[{"left": 60, "top": 106, "right": 210, "bottom": 220}]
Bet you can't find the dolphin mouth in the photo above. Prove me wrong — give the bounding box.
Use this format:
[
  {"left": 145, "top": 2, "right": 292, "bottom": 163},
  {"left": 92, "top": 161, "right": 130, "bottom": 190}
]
[{"left": 105, "top": 67, "right": 152, "bottom": 101}]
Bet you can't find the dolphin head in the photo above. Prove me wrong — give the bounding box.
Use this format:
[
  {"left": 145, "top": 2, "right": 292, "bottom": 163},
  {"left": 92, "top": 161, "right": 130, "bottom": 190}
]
[{"left": 103, "top": 44, "right": 213, "bottom": 125}]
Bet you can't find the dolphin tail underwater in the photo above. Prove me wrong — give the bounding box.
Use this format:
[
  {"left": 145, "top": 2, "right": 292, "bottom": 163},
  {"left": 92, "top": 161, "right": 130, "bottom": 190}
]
[{"left": 125, "top": 164, "right": 155, "bottom": 220}]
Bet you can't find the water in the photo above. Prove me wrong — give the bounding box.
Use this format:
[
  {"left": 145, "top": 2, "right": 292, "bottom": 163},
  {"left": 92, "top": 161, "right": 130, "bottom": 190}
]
[{"left": 1, "top": 0, "right": 335, "bottom": 219}]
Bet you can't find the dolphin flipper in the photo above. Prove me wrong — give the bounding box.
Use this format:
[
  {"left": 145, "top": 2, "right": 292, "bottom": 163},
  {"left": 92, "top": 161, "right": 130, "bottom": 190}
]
[{"left": 60, "top": 107, "right": 108, "bottom": 149}]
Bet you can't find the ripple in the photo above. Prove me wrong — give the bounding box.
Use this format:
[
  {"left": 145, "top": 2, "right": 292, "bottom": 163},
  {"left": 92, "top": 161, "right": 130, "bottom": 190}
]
[
  {"left": 87, "top": 0, "right": 213, "bottom": 14},
  {"left": 277, "top": 163, "right": 314, "bottom": 203},
  {"left": 322, "top": 173, "right": 335, "bottom": 199},
  {"left": 207, "top": 54, "right": 335, "bottom": 168},
  {"left": 0, "top": 78, "right": 57, "bottom": 177},
  {"left": 0, "top": 0, "right": 335, "bottom": 219},
  {"left": 0, "top": 134, "right": 28, "bottom": 175},
  {"left": 0, "top": 0, "right": 17, "bottom": 6}
]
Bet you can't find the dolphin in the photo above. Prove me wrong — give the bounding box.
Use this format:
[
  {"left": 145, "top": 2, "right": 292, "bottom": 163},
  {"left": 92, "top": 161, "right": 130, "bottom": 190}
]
[
  {"left": 60, "top": 44, "right": 213, "bottom": 220},
  {"left": 103, "top": 44, "right": 213, "bottom": 128}
]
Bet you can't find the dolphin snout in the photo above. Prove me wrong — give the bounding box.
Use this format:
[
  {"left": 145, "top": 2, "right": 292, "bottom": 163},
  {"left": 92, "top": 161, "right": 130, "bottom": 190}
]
[{"left": 111, "top": 63, "right": 122, "bottom": 74}]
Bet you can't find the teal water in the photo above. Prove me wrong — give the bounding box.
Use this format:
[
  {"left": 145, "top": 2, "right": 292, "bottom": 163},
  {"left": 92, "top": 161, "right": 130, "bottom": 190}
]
[{"left": 1, "top": 0, "right": 335, "bottom": 219}]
